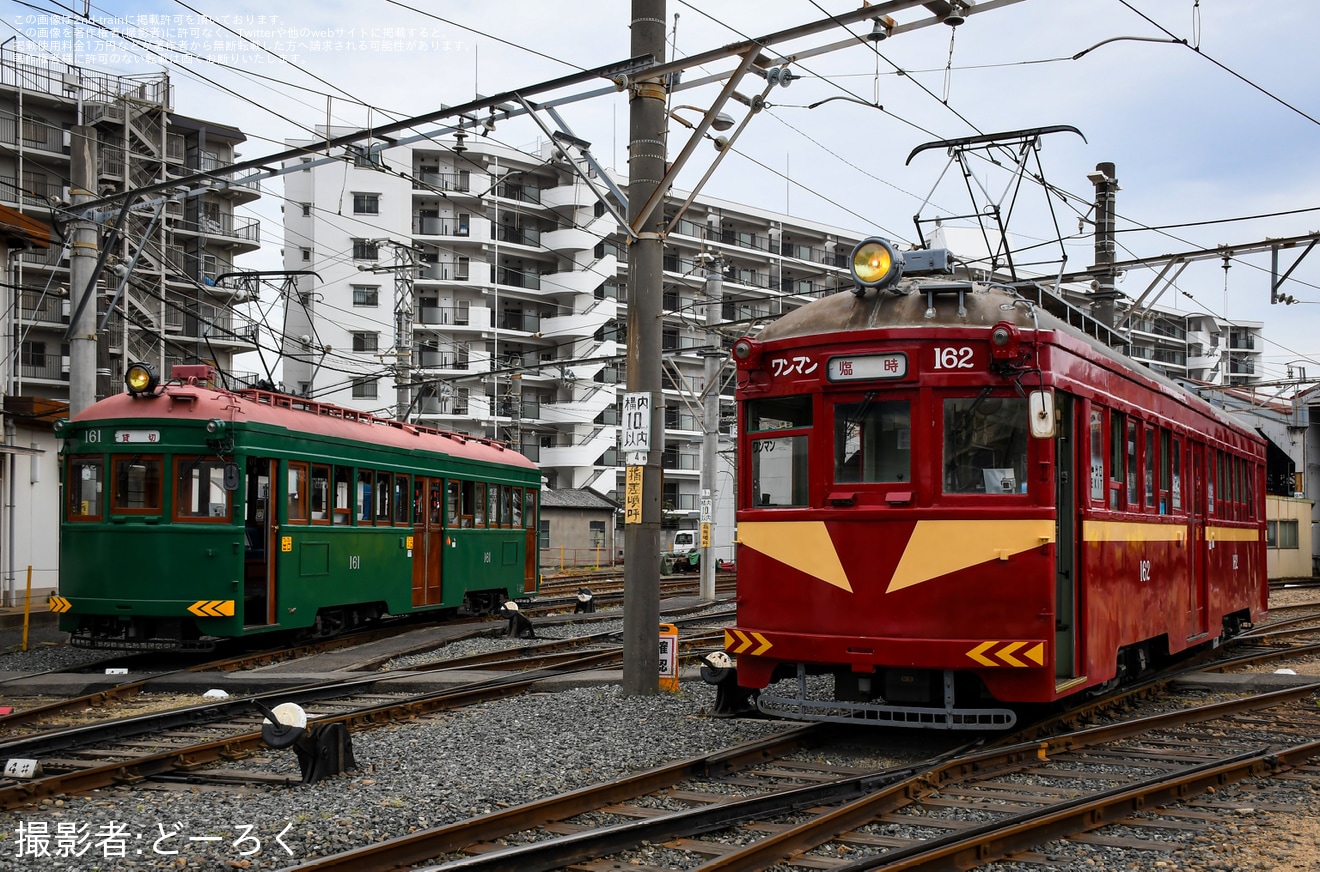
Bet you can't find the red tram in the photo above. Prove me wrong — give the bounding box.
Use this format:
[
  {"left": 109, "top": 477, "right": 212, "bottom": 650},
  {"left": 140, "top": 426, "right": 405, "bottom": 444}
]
[{"left": 719, "top": 238, "right": 1266, "bottom": 728}]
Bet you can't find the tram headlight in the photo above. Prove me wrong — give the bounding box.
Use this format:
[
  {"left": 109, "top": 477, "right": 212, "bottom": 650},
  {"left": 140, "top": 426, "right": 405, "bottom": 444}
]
[
  {"left": 849, "top": 237, "right": 904, "bottom": 295},
  {"left": 124, "top": 362, "right": 160, "bottom": 397},
  {"left": 731, "top": 337, "right": 762, "bottom": 369},
  {"left": 989, "top": 321, "right": 1021, "bottom": 361},
  {"left": 205, "top": 418, "right": 227, "bottom": 437}
]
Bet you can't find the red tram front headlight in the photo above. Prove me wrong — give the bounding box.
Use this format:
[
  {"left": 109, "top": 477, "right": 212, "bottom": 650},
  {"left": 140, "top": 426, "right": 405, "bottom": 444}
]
[{"left": 849, "top": 237, "right": 904, "bottom": 294}]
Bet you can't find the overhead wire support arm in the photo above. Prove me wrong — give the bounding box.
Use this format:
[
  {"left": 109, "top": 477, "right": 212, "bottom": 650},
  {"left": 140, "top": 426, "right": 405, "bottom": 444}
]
[
  {"left": 629, "top": 47, "right": 762, "bottom": 237},
  {"left": 512, "top": 95, "right": 636, "bottom": 238}
]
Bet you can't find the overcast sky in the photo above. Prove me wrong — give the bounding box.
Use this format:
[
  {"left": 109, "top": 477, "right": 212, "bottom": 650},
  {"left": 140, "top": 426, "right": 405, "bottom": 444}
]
[{"left": 9, "top": 0, "right": 1320, "bottom": 387}]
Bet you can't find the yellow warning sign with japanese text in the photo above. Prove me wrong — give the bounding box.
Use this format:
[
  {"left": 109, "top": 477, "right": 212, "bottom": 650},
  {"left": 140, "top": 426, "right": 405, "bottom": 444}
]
[{"left": 625, "top": 465, "right": 643, "bottom": 524}]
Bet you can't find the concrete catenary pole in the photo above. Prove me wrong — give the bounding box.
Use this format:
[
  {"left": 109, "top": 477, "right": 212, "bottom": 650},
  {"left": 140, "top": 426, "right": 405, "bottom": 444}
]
[
  {"left": 1090, "top": 162, "right": 1119, "bottom": 330},
  {"left": 622, "top": 0, "right": 666, "bottom": 695},
  {"left": 700, "top": 255, "right": 723, "bottom": 602},
  {"left": 68, "top": 124, "right": 99, "bottom": 416}
]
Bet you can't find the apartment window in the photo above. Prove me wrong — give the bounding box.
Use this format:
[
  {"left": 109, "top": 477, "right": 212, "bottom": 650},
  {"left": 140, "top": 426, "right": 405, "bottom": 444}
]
[
  {"left": 300, "top": 157, "right": 312, "bottom": 171},
  {"left": 352, "top": 239, "right": 379, "bottom": 261},
  {"left": 353, "top": 192, "right": 380, "bottom": 215},
  {"left": 20, "top": 341, "right": 45, "bottom": 368},
  {"left": 352, "top": 286, "right": 379, "bottom": 307},
  {"left": 301, "top": 203, "right": 311, "bottom": 217},
  {"left": 351, "top": 378, "right": 378, "bottom": 399},
  {"left": 300, "top": 247, "right": 311, "bottom": 261},
  {"left": 352, "top": 332, "right": 379, "bottom": 353}
]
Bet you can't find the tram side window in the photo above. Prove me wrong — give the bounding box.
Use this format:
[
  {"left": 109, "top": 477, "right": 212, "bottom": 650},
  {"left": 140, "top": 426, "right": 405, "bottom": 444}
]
[
  {"left": 357, "top": 471, "right": 374, "bottom": 524},
  {"left": 512, "top": 488, "right": 523, "bottom": 527},
  {"left": 1160, "top": 430, "right": 1172, "bottom": 514},
  {"left": 332, "top": 466, "right": 352, "bottom": 525},
  {"left": 942, "top": 396, "right": 1028, "bottom": 495},
  {"left": 1171, "top": 438, "right": 1183, "bottom": 511},
  {"left": 747, "top": 396, "right": 812, "bottom": 508},
  {"left": 1125, "top": 420, "right": 1138, "bottom": 507},
  {"left": 524, "top": 489, "right": 536, "bottom": 529},
  {"left": 1109, "top": 413, "right": 1124, "bottom": 510},
  {"left": 287, "top": 463, "right": 308, "bottom": 523},
  {"left": 393, "top": 475, "right": 410, "bottom": 525},
  {"left": 375, "top": 472, "right": 392, "bottom": 523},
  {"left": 461, "top": 480, "right": 476, "bottom": 527},
  {"left": 1144, "top": 427, "right": 1155, "bottom": 509},
  {"left": 1247, "top": 463, "right": 1256, "bottom": 520},
  {"left": 310, "top": 464, "right": 330, "bottom": 523},
  {"left": 473, "top": 482, "right": 486, "bottom": 527},
  {"left": 1207, "top": 451, "right": 1216, "bottom": 515},
  {"left": 833, "top": 398, "right": 910, "bottom": 484},
  {"left": 67, "top": 456, "right": 104, "bottom": 520},
  {"left": 447, "top": 480, "right": 460, "bottom": 526},
  {"left": 112, "top": 455, "right": 162, "bottom": 514},
  {"left": 174, "top": 457, "right": 230, "bottom": 522},
  {"left": 1217, "top": 453, "right": 1226, "bottom": 518},
  {"left": 1089, "top": 410, "right": 1105, "bottom": 504},
  {"left": 488, "top": 482, "right": 499, "bottom": 527}
]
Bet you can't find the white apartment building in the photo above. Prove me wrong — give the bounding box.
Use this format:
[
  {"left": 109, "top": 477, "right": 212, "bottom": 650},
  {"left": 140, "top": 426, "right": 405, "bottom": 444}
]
[
  {"left": 0, "top": 54, "right": 263, "bottom": 603},
  {"left": 281, "top": 131, "right": 863, "bottom": 548}
]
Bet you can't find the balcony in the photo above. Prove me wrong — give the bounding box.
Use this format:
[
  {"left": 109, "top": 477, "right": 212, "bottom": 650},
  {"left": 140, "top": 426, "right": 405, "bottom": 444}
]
[
  {"left": 413, "top": 171, "right": 471, "bottom": 194},
  {"left": 540, "top": 427, "right": 617, "bottom": 469},
  {"left": 414, "top": 216, "right": 488, "bottom": 244},
  {"left": 0, "top": 117, "right": 68, "bottom": 155},
  {"left": 539, "top": 298, "right": 617, "bottom": 342},
  {"left": 174, "top": 213, "right": 261, "bottom": 250},
  {"left": 18, "top": 290, "right": 68, "bottom": 324},
  {"left": 539, "top": 385, "right": 615, "bottom": 425}
]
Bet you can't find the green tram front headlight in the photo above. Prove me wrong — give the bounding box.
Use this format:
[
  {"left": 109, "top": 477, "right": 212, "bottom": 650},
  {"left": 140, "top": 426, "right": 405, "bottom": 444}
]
[
  {"left": 124, "top": 362, "right": 160, "bottom": 397},
  {"left": 849, "top": 237, "right": 905, "bottom": 296}
]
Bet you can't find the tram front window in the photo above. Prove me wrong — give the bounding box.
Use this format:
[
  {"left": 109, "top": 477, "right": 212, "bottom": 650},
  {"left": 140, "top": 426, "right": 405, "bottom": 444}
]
[
  {"left": 834, "top": 397, "right": 910, "bottom": 483},
  {"left": 747, "top": 395, "right": 811, "bottom": 508},
  {"left": 943, "top": 396, "right": 1029, "bottom": 495}
]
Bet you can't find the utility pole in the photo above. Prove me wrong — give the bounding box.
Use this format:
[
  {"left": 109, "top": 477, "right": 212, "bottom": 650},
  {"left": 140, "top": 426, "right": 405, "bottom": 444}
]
[
  {"left": 699, "top": 254, "right": 723, "bottom": 602},
  {"left": 391, "top": 242, "right": 416, "bottom": 421},
  {"left": 622, "top": 0, "right": 666, "bottom": 695},
  {"left": 1089, "top": 162, "right": 1119, "bottom": 330},
  {"left": 68, "top": 124, "right": 98, "bottom": 416}
]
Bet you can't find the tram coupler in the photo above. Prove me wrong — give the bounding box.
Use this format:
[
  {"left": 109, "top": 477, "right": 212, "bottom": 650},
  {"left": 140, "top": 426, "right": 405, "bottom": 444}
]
[
  {"left": 574, "top": 588, "right": 596, "bottom": 613},
  {"left": 700, "top": 652, "right": 757, "bottom": 717},
  {"left": 254, "top": 701, "right": 356, "bottom": 784}
]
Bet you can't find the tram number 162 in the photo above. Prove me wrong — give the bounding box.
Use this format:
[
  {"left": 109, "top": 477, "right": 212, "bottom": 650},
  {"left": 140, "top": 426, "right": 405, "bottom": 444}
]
[{"left": 933, "top": 346, "right": 974, "bottom": 370}]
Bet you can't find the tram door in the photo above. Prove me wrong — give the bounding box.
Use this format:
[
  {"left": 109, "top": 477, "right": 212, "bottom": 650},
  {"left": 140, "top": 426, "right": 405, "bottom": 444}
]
[
  {"left": 411, "top": 477, "right": 444, "bottom": 607},
  {"left": 1189, "top": 444, "right": 1208, "bottom": 634},
  {"left": 1054, "top": 395, "right": 1078, "bottom": 679},
  {"left": 243, "top": 457, "right": 277, "bottom": 626}
]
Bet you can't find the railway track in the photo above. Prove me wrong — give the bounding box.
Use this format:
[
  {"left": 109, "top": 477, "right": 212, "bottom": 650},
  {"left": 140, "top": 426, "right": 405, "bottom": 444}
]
[
  {"left": 0, "top": 616, "right": 732, "bottom": 810},
  {"left": 274, "top": 683, "right": 1320, "bottom": 872}
]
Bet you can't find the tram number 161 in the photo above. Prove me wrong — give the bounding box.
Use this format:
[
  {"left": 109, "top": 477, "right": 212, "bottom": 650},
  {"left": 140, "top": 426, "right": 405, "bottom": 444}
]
[{"left": 933, "top": 346, "right": 974, "bottom": 370}]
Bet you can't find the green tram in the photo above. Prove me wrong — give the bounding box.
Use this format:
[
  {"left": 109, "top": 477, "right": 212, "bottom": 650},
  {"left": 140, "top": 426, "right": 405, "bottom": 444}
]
[{"left": 55, "top": 365, "right": 541, "bottom": 650}]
